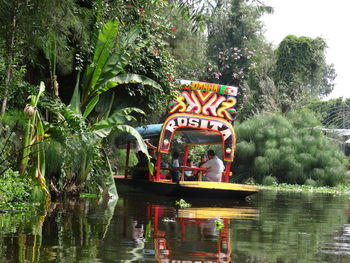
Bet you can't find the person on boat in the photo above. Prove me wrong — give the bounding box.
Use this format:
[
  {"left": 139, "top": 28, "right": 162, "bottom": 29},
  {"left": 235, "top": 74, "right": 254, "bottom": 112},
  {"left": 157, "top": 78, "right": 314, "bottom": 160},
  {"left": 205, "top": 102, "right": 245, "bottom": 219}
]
[
  {"left": 170, "top": 151, "right": 181, "bottom": 182},
  {"left": 188, "top": 154, "right": 208, "bottom": 181},
  {"left": 198, "top": 154, "right": 208, "bottom": 167},
  {"left": 184, "top": 158, "right": 196, "bottom": 180},
  {"left": 132, "top": 151, "right": 149, "bottom": 180},
  {"left": 200, "top": 150, "right": 225, "bottom": 182}
]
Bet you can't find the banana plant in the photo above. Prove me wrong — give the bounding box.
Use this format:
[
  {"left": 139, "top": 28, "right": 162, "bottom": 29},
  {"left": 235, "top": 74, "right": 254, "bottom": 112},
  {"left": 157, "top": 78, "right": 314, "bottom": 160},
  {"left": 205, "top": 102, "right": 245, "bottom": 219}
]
[
  {"left": 71, "top": 20, "right": 161, "bottom": 118},
  {"left": 67, "top": 20, "right": 162, "bottom": 197},
  {"left": 72, "top": 20, "right": 161, "bottom": 152}
]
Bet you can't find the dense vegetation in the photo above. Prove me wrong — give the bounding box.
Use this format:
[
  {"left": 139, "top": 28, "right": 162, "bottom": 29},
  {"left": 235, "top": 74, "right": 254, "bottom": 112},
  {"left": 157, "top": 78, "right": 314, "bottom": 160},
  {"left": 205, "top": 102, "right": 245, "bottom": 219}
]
[
  {"left": 233, "top": 110, "right": 348, "bottom": 186},
  {"left": 0, "top": 0, "right": 348, "bottom": 206}
]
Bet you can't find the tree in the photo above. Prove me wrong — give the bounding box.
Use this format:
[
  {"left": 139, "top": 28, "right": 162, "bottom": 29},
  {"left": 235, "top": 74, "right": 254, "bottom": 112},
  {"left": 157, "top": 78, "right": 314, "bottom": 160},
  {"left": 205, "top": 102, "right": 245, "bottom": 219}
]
[
  {"left": 0, "top": 0, "right": 97, "bottom": 114},
  {"left": 166, "top": 6, "right": 208, "bottom": 80},
  {"left": 205, "top": 0, "right": 272, "bottom": 85},
  {"left": 0, "top": 0, "right": 25, "bottom": 116},
  {"left": 274, "top": 35, "right": 335, "bottom": 112}
]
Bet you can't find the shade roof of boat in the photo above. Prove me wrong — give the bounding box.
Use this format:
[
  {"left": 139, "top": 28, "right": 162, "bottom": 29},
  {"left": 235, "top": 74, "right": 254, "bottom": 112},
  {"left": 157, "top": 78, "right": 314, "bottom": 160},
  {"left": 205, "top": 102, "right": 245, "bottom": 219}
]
[{"left": 133, "top": 123, "right": 224, "bottom": 144}]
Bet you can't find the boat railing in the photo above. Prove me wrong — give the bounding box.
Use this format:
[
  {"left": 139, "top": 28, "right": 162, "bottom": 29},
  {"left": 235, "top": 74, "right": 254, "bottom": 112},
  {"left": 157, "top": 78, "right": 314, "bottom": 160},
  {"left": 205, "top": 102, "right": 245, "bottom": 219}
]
[
  {"left": 161, "top": 166, "right": 207, "bottom": 181},
  {"left": 117, "top": 165, "right": 231, "bottom": 183}
]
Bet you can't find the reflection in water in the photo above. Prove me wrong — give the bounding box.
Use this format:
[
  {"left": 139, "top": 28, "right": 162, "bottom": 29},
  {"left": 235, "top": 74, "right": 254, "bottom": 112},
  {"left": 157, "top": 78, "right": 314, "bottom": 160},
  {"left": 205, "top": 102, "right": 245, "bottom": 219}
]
[
  {"left": 320, "top": 218, "right": 350, "bottom": 261},
  {"left": 2, "top": 191, "right": 350, "bottom": 262},
  {"left": 111, "top": 194, "right": 258, "bottom": 263}
]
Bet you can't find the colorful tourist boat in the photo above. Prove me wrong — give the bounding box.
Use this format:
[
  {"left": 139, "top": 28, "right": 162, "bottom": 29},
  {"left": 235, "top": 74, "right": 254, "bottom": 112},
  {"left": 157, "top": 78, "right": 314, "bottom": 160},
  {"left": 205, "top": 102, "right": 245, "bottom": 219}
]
[{"left": 114, "top": 80, "right": 259, "bottom": 198}]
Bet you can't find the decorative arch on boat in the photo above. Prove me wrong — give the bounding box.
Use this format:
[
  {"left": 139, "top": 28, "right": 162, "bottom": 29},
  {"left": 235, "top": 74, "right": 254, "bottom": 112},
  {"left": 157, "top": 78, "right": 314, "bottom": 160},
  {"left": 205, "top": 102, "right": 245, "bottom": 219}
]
[{"left": 158, "top": 113, "right": 236, "bottom": 161}]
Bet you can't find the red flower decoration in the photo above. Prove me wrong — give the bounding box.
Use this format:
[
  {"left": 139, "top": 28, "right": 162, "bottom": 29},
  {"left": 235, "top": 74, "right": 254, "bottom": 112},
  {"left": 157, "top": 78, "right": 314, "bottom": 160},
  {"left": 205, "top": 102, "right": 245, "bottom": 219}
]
[
  {"left": 154, "top": 49, "right": 159, "bottom": 55},
  {"left": 171, "top": 27, "right": 177, "bottom": 31}
]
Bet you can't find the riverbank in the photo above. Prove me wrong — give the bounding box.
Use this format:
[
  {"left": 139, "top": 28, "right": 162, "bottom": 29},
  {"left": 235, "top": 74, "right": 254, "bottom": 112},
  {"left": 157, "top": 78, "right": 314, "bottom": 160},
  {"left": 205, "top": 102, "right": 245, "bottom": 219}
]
[{"left": 259, "top": 183, "right": 350, "bottom": 195}]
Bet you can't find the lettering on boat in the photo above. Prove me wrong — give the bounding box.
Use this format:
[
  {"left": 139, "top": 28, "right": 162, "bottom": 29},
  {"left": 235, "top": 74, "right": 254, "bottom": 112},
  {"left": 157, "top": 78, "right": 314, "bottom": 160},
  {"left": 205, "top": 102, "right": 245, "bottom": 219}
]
[
  {"left": 176, "top": 79, "right": 238, "bottom": 96},
  {"left": 159, "top": 113, "right": 235, "bottom": 161}
]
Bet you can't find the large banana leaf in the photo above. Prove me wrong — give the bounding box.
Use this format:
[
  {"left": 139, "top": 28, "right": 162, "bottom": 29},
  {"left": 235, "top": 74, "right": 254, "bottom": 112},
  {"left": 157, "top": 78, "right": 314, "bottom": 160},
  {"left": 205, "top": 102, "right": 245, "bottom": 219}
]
[
  {"left": 91, "top": 107, "right": 145, "bottom": 131},
  {"left": 91, "top": 73, "right": 162, "bottom": 99},
  {"left": 81, "top": 20, "right": 119, "bottom": 102},
  {"left": 70, "top": 71, "right": 81, "bottom": 114},
  {"left": 113, "top": 125, "right": 149, "bottom": 157},
  {"left": 113, "top": 125, "right": 154, "bottom": 175},
  {"left": 92, "top": 124, "right": 153, "bottom": 173},
  {"left": 82, "top": 73, "right": 161, "bottom": 119},
  {"left": 94, "top": 25, "right": 142, "bottom": 89},
  {"left": 107, "top": 73, "right": 162, "bottom": 90},
  {"left": 82, "top": 95, "right": 99, "bottom": 119}
]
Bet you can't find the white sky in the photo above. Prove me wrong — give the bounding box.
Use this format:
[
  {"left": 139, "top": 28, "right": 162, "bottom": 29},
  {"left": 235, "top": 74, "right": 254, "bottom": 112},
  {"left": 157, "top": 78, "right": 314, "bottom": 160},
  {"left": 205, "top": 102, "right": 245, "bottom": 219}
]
[{"left": 262, "top": 0, "right": 350, "bottom": 99}]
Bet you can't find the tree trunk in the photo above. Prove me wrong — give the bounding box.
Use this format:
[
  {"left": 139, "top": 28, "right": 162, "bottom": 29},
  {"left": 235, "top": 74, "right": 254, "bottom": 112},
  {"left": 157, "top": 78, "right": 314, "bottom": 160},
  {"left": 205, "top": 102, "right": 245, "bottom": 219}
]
[
  {"left": 1, "top": 65, "right": 12, "bottom": 116},
  {"left": 1, "top": 6, "right": 17, "bottom": 116}
]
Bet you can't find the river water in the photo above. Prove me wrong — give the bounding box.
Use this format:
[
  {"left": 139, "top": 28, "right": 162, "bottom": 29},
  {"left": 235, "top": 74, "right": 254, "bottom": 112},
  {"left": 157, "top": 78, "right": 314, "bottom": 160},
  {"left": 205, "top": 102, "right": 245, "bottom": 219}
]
[{"left": 1, "top": 190, "right": 350, "bottom": 263}]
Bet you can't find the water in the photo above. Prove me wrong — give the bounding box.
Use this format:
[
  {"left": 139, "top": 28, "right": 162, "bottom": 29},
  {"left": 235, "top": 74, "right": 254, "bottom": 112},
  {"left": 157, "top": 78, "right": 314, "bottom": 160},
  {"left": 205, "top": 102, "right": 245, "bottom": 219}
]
[{"left": 1, "top": 190, "right": 350, "bottom": 262}]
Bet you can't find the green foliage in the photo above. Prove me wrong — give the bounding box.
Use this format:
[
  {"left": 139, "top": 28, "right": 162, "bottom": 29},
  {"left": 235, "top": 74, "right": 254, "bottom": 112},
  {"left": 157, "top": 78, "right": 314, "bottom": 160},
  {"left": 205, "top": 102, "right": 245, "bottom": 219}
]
[
  {"left": 233, "top": 110, "right": 348, "bottom": 186},
  {"left": 167, "top": 6, "right": 208, "bottom": 80},
  {"left": 262, "top": 176, "right": 277, "bottom": 186},
  {"left": 0, "top": 112, "right": 25, "bottom": 174},
  {"left": 40, "top": 98, "right": 112, "bottom": 197},
  {"left": 36, "top": 19, "right": 166, "bottom": 198},
  {"left": 274, "top": 35, "right": 335, "bottom": 111},
  {"left": 0, "top": 169, "right": 38, "bottom": 210},
  {"left": 175, "top": 199, "right": 192, "bottom": 208},
  {"left": 215, "top": 219, "right": 224, "bottom": 229}
]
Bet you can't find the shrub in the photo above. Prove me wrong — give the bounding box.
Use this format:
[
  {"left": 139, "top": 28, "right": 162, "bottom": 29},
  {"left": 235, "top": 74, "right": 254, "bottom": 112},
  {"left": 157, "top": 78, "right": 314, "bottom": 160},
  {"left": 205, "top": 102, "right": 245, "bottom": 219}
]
[
  {"left": 233, "top": 109, "right": 348, "bottom": 186},
  {"left": 0, "top": 169, "right": 36, "bottom": 205},
  {"left": 262, "top": 176, "right": 277, "bottom": 186},
  {"left": 305, "top": 178, "right": 317, "bottom": 186}
]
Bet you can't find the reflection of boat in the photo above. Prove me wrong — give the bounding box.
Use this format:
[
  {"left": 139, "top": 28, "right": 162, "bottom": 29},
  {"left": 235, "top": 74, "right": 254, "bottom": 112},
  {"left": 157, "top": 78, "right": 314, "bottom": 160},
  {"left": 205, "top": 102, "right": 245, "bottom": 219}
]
[
  {"left": 152, "top": 203, "right": 257, "bottom": 262},
  {"left": 119, "top": 194, "right": 258, "bottom": 263},
  {"left": 114, "top": 80, "right": 259, "bottom": 199},
  {"left": 177, "top": 206, "right": 258, "bottom": 220}
]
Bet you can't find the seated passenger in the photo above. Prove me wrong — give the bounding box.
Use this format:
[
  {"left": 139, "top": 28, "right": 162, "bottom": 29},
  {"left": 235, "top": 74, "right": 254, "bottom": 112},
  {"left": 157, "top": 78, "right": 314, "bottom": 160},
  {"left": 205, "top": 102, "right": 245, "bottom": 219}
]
[
  {"left": 184, "top": 158, "right": 196, "bottom": 180},
  {"left": 198, "top": 154, "right": 208, "bottom": 167},
  {"left": 200, "top": 150, "right": 225, "bottom": 182},
  {"left": 170, "top": 151, "right": 181, "bottom": 182},
  {"left": 132, "top": 151, "right": 149, "bottom": 180}
]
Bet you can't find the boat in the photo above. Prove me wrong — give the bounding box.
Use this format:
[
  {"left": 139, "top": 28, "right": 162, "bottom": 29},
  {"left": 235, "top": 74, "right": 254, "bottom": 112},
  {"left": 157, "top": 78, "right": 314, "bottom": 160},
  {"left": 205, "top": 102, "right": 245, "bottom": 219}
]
[{"left": 114, "top": 79, "right": 259, "bottom": 198}]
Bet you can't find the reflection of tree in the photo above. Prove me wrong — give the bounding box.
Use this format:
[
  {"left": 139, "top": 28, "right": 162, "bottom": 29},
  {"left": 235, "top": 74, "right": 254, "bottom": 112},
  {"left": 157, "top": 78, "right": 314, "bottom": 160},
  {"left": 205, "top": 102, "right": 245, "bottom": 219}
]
[
  {"left": 2, "top": 192, "right": 350, "bottom": 262},
  {"left": 230, "top": 192, "right": 349, "bottom": 263},
  {"left": 0, "top": 198, "right": 116, "bottom": 262},
  {"left": 0, "top": 210, "right": 46, "bottom": 263}
]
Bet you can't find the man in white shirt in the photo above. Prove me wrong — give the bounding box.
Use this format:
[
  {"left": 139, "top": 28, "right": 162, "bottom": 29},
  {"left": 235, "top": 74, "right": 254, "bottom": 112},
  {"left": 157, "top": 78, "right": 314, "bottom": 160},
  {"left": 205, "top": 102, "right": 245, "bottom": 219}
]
[{"left": 200, "top": 150, "right": 225, "bottom": 182}]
